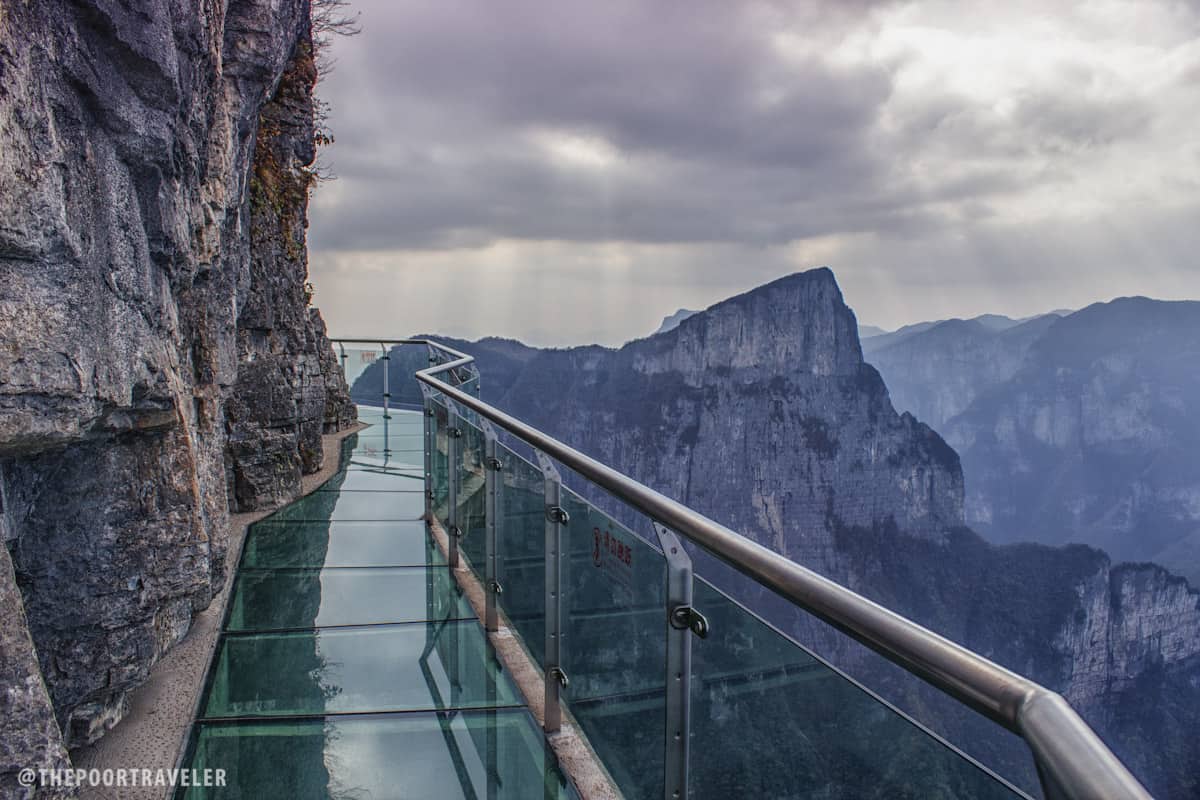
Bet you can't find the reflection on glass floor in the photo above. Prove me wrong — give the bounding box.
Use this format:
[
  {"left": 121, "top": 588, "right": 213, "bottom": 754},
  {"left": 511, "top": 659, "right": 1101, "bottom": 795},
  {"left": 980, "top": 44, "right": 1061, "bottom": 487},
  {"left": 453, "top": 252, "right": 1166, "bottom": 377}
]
[
  {"left": 180, "top": 410, "right": 576, "bottom": 799},
  {"left": 189, "top": 711, "right": 565, "bottom": 800}
]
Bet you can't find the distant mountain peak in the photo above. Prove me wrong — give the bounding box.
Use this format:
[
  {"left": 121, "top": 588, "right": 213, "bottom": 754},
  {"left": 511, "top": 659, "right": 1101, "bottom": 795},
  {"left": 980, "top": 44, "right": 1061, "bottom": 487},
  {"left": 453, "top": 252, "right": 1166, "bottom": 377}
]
[{"left": 654, "top": 308, "right": 699, "bottom": 335}]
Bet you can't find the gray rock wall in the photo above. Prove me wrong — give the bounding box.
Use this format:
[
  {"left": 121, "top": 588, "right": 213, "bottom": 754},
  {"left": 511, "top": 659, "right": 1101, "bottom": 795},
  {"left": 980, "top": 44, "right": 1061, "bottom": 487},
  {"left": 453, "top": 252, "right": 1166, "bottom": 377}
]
[
  {"left": 0, "top": 0, "right": 353, "bottom": 789},
  {"left": 865, "top": 299, "right": 1200, "bottom": 587}
]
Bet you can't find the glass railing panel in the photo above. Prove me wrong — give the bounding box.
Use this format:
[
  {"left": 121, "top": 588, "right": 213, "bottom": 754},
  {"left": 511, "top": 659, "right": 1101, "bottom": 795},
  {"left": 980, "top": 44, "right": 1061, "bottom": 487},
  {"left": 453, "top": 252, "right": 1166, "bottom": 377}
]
[
  {"left": 558, "top": 487, "right": 667, "bottom": 799},
  {"left": 337, "top": 344, "right": 429, "bottom": 412},
  {"left": 494, "top": 443, "right": 547, "bottom": 664},
  {"left": 335, "top": 345, "right": 381, "bottom": 394},
  {"left": 687, "top": 577, "right": 1025, "bottom": 800},
  {"left": 689, "top": 550, "right": 1044, "bottom": 794},
  {"left": 456, "top": 372, "right": 481, "bottom": 398},
  {"left": 431, "top": 398, "right": 450, "bottom": 526},
  {"left": 457, "top": 416, "right": 488, "bottom": 579}
]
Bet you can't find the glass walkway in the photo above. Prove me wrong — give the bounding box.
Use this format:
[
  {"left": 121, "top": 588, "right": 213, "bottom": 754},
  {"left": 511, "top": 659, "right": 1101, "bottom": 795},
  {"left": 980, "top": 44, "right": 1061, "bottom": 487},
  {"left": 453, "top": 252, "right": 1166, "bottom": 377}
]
[
  {"left": 176, "top": 340, "right": 1152, "bottom": 800},
  {"left": 179, "top": 406, "right": 576, "bottom": 799}
]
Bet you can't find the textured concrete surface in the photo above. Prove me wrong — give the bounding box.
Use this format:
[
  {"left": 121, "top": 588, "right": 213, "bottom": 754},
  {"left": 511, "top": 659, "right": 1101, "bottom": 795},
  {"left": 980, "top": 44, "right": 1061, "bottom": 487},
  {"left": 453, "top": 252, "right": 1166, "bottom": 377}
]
[
  {"left": 72, "top": 423, "right": 366, "bottom": 800},
  {"left": 428, "top": 516, "right": 623, "bottom": 800}
]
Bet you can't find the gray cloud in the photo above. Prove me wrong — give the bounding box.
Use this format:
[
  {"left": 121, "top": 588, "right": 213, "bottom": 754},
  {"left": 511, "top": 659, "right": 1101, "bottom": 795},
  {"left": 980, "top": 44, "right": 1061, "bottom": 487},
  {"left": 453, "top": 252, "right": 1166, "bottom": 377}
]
[{"left": 308, "top": 0, "right": 1200, "bottom": 342}]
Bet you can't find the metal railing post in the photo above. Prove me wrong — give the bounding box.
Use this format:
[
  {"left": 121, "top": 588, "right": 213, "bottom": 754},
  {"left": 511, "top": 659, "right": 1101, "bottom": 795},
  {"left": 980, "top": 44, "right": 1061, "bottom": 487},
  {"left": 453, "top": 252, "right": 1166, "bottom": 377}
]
[
  {"left": 536, "top": 450, "right": 568, "bottom": 733},
  {"left": 418, "top": 381, "right": 435, "bottom": 524},
  {"left": 446, "top": 403, "right": 462, "bottom": 569},
  {"left": 482, "top": 420, "right": 502, "bottom": 633},
  {"left": 379, "top": 344, "right": 391, "bottom": 454},
  {"left": 653, "top": 523, "right": 704, "bottom": 800}
]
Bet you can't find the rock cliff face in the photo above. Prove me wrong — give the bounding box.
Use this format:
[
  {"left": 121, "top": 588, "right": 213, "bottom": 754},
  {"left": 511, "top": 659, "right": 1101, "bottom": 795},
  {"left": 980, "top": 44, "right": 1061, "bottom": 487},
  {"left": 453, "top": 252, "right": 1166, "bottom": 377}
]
[
  {"left": 868, "top": 299, "right": 1200, "bottom": 586},
  {"left": 653, "top": 308, "right": 698, "bottom": 335},
  {"left": 0, "top": 0, "right": 352, "bottom": 792},
  {"left": 365, "top": 269, "right": 1200, "bottom": 798},
  {"left": 863, "top": 313, "right": 1061, "bottom": 430}
]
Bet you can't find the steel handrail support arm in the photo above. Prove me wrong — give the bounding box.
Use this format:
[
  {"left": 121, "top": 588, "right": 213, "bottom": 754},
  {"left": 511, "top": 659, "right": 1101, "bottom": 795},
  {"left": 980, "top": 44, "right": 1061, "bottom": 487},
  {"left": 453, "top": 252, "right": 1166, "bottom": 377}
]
[
  {"left": 379, "top": 342, "right": 392, "bottom": 423},
  {"left": 446, "top": 401, "right": 461, "bottom": 569},
  {"left": 536, "top": 449, "right": 568, "bottom": 734},
  {"left": 418, "top": 381, "right": 436, "bottom": 525},
  {"left": 653, "top": 522, "right": 695, "bottom": 800},
  {"left": 481, "top": 419, "right": 502, "bottom": 633}
]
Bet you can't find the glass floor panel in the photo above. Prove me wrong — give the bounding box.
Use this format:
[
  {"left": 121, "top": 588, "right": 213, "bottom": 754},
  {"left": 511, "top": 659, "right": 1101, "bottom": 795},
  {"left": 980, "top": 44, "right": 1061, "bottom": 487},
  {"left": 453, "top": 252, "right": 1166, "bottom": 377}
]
[
  {"left": 350, "top": 433, "right": 425, "bottom": 449},
  {"left": 345, "top": 453, "right": 424, "bottom": 472},
  {"left": 356, "top": 419, "right": 426, "bottom": 436},
  {"left": 204, "top": 622, "right": 522, "bottom": 718},
  {"left": 315, "top": 470, "right": 424, "bottom": 492},
  {"left": 348, "top": 443, "right": 425, "bottom": 460},
  {"left": 240, "top": 521, "right": 443, "bottom": 569},
  {"left": 354, "top": 411, "right": 424, "bottom": 429},
  {"left": 226, "top": 567, "right": 473, "bottom": 631},
  {"left": 182, "top": 710, "right": 576, "bottom": 800},
  {"left": 263, "top": 490, "right": 425, "bottom": 522}
]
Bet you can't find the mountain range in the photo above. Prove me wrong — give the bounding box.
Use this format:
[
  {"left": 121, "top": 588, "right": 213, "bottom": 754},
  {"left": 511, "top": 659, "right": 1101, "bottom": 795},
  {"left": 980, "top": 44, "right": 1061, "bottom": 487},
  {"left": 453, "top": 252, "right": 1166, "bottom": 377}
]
[
  {"left": 355, "top": 269, "right": 1200, "bottom": 798},
  {"left": 865, "top": 300, "right": 1200, "bottom": 586}
]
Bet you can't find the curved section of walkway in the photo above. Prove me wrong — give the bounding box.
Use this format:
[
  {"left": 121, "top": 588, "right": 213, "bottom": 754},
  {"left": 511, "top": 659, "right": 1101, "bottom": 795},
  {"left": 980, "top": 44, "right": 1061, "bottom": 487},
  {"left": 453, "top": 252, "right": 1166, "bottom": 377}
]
[{"left": 175, "top": 409, "right": 576, "bottom": 799}]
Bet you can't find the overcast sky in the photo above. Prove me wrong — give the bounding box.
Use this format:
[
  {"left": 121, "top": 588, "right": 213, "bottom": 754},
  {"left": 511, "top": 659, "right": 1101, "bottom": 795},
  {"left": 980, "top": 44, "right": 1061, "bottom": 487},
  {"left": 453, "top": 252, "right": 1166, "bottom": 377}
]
[{"left": 308, "top": 0, "right": 1200, "bottom": 346}]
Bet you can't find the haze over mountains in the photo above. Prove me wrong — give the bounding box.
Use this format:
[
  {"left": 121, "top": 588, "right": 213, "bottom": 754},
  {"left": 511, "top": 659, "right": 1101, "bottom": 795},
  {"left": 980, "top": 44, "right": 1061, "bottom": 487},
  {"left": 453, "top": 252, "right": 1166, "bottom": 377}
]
[
  {"left": 356, "top": 269, "right": 1200, "bottom": 798},
  {"left": 865, "top": 300, "right": 1200, "bottom": 586}
]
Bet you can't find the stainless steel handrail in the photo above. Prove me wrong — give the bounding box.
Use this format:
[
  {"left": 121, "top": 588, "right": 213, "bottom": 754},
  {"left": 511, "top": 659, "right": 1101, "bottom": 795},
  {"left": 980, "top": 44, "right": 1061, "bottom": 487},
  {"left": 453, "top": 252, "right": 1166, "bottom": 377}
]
[{"left": 332, "top": 337, "right": 1152, "bottom": 800}]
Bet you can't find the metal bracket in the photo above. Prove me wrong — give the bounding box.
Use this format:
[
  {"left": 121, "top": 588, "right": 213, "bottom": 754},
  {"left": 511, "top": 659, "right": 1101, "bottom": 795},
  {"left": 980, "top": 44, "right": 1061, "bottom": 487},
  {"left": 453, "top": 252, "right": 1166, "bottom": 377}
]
[
  {"left": 422, "top": 395, "right": 435, "bottom": 524},
  {"left": 482, "top": 418, "right": 502, "bottom": 633},
  {"left": 670, "top": 605, "right": 710, "bottom": 639},
  {"left": 534, "top": 449, "right": 562, "bottom": 483},
  {"left": 449, "top": 525, "right": 463, "bottom": 539},
  {"left": 539, "top": 447, "right": 566, "bottom": 734},
  {"left": 447, "top": 405, "right": 461, "bottom": 569},
  {"left": 653, "top": 522, "right": 695, "bottom": 800},
  {"left": 379, "top": 343, "right": 392, "bottom": 429}
]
